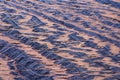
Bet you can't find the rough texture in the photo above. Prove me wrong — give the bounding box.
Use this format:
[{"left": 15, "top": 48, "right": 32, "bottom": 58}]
[{"left": 0, "top": 0, "right": 120, "bottom": 80}]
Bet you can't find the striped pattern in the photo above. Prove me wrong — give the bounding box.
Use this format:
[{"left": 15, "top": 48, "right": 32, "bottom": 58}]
[{"left": 0, "top": 0, "right": 120, "bottom": 80}]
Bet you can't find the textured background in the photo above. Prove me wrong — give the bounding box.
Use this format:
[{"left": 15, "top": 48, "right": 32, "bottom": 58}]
[{"left": 0, "top": 0, "right": 120, "bottom": 80}]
